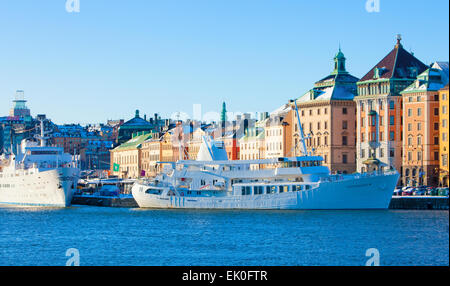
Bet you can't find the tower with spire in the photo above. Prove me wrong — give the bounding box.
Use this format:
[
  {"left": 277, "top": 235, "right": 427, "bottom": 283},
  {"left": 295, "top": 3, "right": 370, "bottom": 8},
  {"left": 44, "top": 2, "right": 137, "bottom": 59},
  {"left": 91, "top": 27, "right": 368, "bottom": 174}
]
[{"left": 220, "top": 102, "right": 227, "bottom": 123}]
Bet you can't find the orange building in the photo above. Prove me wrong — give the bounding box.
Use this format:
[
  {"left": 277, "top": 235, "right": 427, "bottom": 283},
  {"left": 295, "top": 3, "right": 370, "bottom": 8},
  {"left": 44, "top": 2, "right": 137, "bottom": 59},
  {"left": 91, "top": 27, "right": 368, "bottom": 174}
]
[
  {"left": 439, "top": 84, "right": 449, "bottom": 187},
  {"left": 401, "top": 68, "right": 448, "bottom": 186},
  {"left": 354, "top": 36, "right": 428, "bottom": 181}
]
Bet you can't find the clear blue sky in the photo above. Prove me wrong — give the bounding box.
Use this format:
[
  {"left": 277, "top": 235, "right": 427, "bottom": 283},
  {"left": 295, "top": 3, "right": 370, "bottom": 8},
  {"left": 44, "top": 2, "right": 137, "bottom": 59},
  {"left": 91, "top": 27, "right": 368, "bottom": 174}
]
[{"left": 0, "top": 0, "right": 448, "bottom": 124}]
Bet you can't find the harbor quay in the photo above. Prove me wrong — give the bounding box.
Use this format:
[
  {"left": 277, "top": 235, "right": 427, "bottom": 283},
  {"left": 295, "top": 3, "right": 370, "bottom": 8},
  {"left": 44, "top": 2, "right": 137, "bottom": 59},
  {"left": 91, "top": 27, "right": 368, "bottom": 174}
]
[{"left": 71, "top": 178, "right": 449, "bottom": 210}]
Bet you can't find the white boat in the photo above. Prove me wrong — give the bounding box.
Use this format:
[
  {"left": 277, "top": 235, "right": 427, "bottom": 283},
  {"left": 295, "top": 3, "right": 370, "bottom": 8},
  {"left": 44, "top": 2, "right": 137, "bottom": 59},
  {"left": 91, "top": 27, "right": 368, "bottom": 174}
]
[
  {"left": 132, "top": 102, "right": 400, "bottom": 210},
  {"left": 0, "top": 117, "right": 80, "bottom": 207}
]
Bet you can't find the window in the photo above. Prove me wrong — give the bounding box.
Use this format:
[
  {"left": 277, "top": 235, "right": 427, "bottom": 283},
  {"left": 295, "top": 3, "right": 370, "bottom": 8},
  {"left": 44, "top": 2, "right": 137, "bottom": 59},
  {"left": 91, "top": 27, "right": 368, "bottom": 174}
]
[
  {"left": 407, "top": 123, "right": 412, "bottom": 131},
  {"left": 317, "top": 109, "right": 321, "bottom": 115},
  {"left": 343, "top": 121, "right": 348, "bottom": 130},
  {"left": 342, "top": 136, "right": 348, "bottom": 146},
  {"left": 343, "top": 107, "right": 348, "bottom": 114},
  {"left": 408, "top": 137, "right": 412, "bottom": 146},
  {"left": 408, "top": 109, "right": 412, "bottom": 117},
  {"left": 389, "top": 131, "right": 395, "bottom": 141},
  {"left": 417, "top": 151, "right": 422, "bottom": 161},
  {"left": 361, "top": 118, "right": 365, "bottom": 127},
  {"left": 434, "top": 152, "right": 439, "bottom": 161},
  {"left": 417, "top": 108, "right": 422, "bottom": 116},
  {"left": 317, "top": 122, "right": 321, "bottom": 130},
  {"left": 434, "top": 136, "right": 439, "bottom": 145},
  {"left": 379, "top": 148, "right": 384, "bottom": 157},
  {"left": 434, "top": 123, "right": 439, "bottom": 130},
  {"left": 324, "top": 108, "right": 328, "bottom": 114},
  {"left": 444, "top": 119, "right": 448, "bottom": 128},
  {"left": 408, "top": 151, "right": 412, "bottom": 161},
  {"left": 361, "top": 149, "right": 365, "bottom": 158},
  {"left": 443, "top": 133, "right": 448, "bottom": 142},
  {"left": 361, "top": 133, "right": 365, "bottom": 142},
  {"left": 443, "top": 106, "right": 448, "bottom": 114},
  {"left": 435, "top": 108, "right": 439, "bottom": 116},
  {"left": 324, "top": 121, "right": 328, "bottom": 129},
  {"left": 390, "top": 116, "right": 395, "bottom": 126},
  {"left": 390, "top": 149, "right": 395, "bottom": 157},
  {"left": 342, "top": 154, "right": 348, "bottom": 164},
  {"left": 380, "top": 132, "right": 384, "bottom": 141},
  {"left": 389, "top": 101, "right": 395, "bottom": 109},
  {"left": 417, "top": 136, "right": 422, "bottom": 145},
  {"left": 417, "top": 122, "right": 422, "bottom": 131}
]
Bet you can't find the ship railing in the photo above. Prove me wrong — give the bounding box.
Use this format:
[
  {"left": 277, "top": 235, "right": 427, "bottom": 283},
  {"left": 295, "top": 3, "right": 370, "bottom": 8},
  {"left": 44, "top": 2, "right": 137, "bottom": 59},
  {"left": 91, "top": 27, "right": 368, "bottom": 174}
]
[{"left": 320, "top": 169, "right": 397, "bottom": 183}]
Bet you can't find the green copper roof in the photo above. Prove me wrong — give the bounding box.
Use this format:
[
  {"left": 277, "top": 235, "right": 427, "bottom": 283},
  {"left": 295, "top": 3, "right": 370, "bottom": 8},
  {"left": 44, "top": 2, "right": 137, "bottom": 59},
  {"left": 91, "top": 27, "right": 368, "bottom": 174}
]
[{"left": 113, "top": 133, "right": 153, "bottom": 151}]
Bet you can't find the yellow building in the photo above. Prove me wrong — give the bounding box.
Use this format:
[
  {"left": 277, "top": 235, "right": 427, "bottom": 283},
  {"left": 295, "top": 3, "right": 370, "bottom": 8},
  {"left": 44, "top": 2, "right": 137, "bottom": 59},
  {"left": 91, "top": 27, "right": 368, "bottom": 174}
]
[
  {"left": 110, "top": 133, "right": 152, "bottom": 178},
  {"left": 141, "top": 138, "right": 162, "bottom": 177},
  {"left": 439, "top": 84, "right": 449, "bottom": 187}
]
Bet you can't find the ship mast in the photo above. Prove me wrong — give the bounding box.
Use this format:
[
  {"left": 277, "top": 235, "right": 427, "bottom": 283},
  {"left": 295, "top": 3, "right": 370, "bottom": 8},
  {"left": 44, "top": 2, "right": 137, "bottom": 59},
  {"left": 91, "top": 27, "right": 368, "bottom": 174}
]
[
  {"left": 36, "top": 114, "right": 49, "bottom": 147},
  {"left": 290, "top": 99, "right": 308, "bottom": 156}
]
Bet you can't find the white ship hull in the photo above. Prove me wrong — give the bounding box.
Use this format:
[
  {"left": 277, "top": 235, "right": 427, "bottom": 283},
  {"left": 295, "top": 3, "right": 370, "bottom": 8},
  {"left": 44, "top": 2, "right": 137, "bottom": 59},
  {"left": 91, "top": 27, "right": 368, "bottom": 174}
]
[
  {"left": 132, "top": 172, "right": 400, "bottom": 210},
  {"left": 0, "top": 167, "right": 79, "bottom": 207}
]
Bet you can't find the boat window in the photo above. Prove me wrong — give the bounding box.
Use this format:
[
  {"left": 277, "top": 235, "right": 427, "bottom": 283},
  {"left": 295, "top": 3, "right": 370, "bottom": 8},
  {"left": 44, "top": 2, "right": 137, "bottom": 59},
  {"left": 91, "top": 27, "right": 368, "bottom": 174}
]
[
  {"left": 305, "top": 185, "right": 311, "bottom": 190},
  {"left": 254, "top": 186, "right": 263, "bottom": 195},
  {"left": 241, "top": 186, "right": 251, "bottom": 196},
  {"left": 280, "top": 186, "right": 288, "bottom": 193}
]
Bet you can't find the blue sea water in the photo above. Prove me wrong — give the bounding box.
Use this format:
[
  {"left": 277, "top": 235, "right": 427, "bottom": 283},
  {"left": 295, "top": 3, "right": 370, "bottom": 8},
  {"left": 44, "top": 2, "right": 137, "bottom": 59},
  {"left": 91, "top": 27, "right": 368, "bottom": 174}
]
[{"left": 0, "top": 206, "right": 448, "bottom": 266}]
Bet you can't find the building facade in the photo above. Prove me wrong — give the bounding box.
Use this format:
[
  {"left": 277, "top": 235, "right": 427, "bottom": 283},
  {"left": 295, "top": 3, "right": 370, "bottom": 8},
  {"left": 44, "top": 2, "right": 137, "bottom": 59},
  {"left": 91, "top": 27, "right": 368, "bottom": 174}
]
[
  {"left": 401, "top": 67, "right": 448, "bottom": 186},
  {"left": 439, "top": 84, "right": 449, "bottom": 187},
  {"left": 354, "top": 36, "right": 428, "bottom": 181},
  {"left": 294, "top": 49, "right": 358, "bottom": 174},
  {"left": 110, "top": 133, "right": 152, "bottom": 178}
]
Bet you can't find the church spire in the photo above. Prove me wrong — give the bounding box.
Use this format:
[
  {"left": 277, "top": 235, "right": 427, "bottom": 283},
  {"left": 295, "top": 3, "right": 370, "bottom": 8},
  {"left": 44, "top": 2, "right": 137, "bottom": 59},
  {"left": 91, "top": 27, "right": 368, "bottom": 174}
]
[{"left": 220, "top": 102, "right": 227, "bottom": 122}]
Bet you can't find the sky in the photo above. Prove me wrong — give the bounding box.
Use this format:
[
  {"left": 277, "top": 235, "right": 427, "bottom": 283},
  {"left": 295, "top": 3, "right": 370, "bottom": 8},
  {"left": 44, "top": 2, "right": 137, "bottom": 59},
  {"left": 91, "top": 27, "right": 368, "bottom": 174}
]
[{"left": 0, "top": 0, "right": 448, "bottom": 125}]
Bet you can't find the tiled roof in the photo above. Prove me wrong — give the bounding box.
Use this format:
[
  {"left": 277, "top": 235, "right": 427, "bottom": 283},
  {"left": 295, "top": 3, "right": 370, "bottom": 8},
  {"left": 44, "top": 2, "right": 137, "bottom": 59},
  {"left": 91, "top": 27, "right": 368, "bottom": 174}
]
[{"left": 360, "top": 44, "right": 428, "bottom": 82}]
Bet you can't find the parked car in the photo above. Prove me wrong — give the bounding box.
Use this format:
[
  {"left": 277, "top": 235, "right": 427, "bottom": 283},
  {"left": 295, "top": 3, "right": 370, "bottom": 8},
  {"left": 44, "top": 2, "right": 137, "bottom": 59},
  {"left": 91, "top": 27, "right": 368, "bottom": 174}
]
[
  {"left": 393, "top": 188, "right": 403, "bottom": 196},
  {"left": 438, "top": 187, "right": 449, "bottom": 197},
  {"left": 402, "top": 188, "right": 414, "bottom": 196},
  {"left": 426, "top": 188, "right": 439, "bottom": 196},
  {"left": 413, "top": 189, "right": 426, "bottom": 196}
]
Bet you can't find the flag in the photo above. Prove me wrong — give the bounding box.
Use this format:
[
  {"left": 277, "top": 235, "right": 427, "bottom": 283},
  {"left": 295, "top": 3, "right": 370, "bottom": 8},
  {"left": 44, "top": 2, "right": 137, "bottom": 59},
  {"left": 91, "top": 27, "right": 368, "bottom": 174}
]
[{"left": 113, "top": 163, "right": 120, "bottom": 172}]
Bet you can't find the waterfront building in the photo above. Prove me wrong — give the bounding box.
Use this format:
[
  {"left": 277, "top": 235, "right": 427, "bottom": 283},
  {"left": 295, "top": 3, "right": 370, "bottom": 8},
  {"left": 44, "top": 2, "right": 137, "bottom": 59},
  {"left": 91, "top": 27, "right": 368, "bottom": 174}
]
[
  {"left": 401, "top": 67, "right": 449, "bottom": 186},
  {"left": 439, "top": 84, "right": 449, "bottom": 187},
  {"left": 161, "top": 129, "right": 177, "bottom": 162},
  {"left": 141, "top": 138, "right": 162, "bottom": 177},
  {"left": 264, "top": 104, "right": 293, "bottom": 159},
  {"left": 294, "top": 48, "right": 359, "bottom": 174},
  {"left": 110, "top": 132, "right": 152, "bottom": 178},
  {"left": 219, "top": 131, "right": 240, "bottom": 160},
  {"left": 354, "top": 36, "right": 428, "bottom": 180},
  {"left": 239, "top": 127, "right": 265, "bottom": 164}
]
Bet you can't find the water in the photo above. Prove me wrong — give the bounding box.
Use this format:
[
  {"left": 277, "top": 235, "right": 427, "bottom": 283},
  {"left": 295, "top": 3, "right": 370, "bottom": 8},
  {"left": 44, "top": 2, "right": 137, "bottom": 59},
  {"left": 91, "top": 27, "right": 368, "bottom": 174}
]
[{"left": 0, "top": 206, "right": 448, "bottom": 266}]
